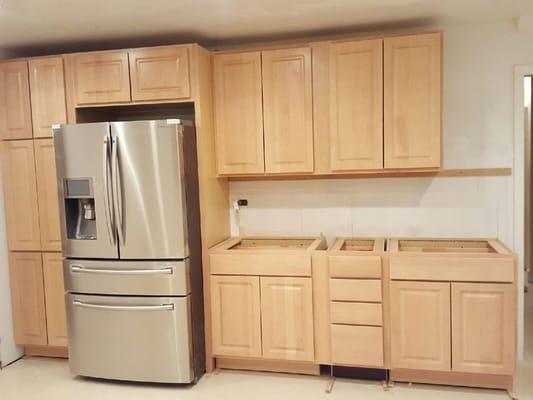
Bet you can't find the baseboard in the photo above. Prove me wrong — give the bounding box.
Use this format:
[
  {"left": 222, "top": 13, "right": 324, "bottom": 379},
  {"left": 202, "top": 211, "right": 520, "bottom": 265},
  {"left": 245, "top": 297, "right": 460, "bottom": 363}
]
[
  {"left": 215, "top": 357, "right": 320, "bottom": 376},
  {"left": 24, "top": 345, "right": 69, "bottom": 359}
]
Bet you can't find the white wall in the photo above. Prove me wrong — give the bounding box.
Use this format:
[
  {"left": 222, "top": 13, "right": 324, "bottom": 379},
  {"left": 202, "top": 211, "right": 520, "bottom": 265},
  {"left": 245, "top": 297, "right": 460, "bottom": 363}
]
[{"left": 229, "top": 20, "right": 533, "bottom": 356}]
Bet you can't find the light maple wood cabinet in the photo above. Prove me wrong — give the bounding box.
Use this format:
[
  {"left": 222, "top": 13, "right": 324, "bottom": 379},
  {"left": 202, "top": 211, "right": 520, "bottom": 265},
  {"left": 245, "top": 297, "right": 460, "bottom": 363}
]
[
  {"left": 129, "top": 46, "right": 191, "bottom": 102},
  {"left": 42, "top": 252, "right": 68, "bottom": 347},
  {"left": 213, "top": 52, "right": 265, "bottom": 175},
  {"left": 1, "top": 140, "right": 41, "bottom": 251},
  {"left": 8, "top": 252, "right": 48, "bottom": 346},
  {"left": 329, "top": 39, "right": 383, "bottom": 171},
  {"left": 384, "top": 32, "right": 442, "bottom": 169},
  {"left": 28, "top": 57, "right": 67, "bottom": 138},
  {"left": 0, "top": 60, "right": 33, "bottom": 140}
]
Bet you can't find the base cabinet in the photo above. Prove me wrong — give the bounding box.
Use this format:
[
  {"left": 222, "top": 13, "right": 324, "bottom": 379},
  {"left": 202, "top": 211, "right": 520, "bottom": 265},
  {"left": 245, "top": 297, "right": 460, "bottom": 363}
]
[{"left": 42, "top": 253, "right": 68, "bottom": 347}]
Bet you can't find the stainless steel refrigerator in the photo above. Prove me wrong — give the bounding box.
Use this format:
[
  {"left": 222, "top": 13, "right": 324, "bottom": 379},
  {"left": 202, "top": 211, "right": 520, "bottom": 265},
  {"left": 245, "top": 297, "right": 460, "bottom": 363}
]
[{"left": 53, "top": 120, "right": 204, "bottom": 384}]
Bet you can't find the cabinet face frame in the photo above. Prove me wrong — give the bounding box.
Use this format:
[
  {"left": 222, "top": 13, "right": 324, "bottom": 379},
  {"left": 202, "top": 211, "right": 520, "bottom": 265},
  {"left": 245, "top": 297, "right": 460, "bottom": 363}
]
[{"left": 42, "top": 252, "right": 68, "bottom": 347}]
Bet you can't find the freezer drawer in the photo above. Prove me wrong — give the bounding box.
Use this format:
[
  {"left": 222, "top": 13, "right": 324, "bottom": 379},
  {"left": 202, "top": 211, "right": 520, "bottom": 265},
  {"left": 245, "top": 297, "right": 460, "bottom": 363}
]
[
  {"left": 64, "top": 259, "right": 190, "bottom": 296},
  {"left": 66, "top": 294, "right": 193, "bottom": 383}
]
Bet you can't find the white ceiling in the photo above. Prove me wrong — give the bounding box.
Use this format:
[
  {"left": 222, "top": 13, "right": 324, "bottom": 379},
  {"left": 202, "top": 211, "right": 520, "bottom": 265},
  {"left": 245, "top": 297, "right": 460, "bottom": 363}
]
[{"left": 0, "top": 0, "right": 532, "bottom": 55}]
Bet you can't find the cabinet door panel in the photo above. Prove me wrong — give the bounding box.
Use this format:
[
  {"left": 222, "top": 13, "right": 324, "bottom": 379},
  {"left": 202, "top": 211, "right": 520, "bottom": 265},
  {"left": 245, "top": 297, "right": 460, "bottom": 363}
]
[
  {"left": 0, "top": 61, "right": 33, "bottom": 140},
  {"left": 390, "top": 281, "right": 450, "bottom": 371},
  {"left": 260, "top": 276, "right": 314, "bottom": 361},
  {"left": 28, "top": 57, "right": 67, "bottom": 138},
  {"left": 210, "top": 275, "right": 262, "bottom": 357},
  {"left": 1, "top": 140, "right": 41, "bottom": 251},
  {"left": 213, "top": 52, "right": 265, "bottom": 175},
  {"left": 329, "top": 39, "right": 383, "bottom": 171},
  {"left": 71, "top": 51, "right": 131, "bottom": 104},
  {"left": 43, "top": 252, "right": 68, "bottom": 347},
  {"left": 129, "top": 46, "right": 190, "bottom": 101},
  {"left": 34, "top": 139, "right": 62, "bottom": 251},
  {"left": 9, "top": 252, "right": 47, "bottom": 346},
  {"left": 262, "top": 47, "right": 314, "bottom": 173},
  {"left": 451, "top": 283, "right": 515, "bottom": 375},
  {"left": 384, "top": 33, "right": 441, "bottom": 169}
]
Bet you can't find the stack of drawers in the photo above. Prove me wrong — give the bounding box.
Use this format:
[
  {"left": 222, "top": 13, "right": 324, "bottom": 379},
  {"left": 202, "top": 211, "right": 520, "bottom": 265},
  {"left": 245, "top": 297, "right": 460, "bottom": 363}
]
[{"left": 328, "top": 238, "right": 385, "bottom": 368}]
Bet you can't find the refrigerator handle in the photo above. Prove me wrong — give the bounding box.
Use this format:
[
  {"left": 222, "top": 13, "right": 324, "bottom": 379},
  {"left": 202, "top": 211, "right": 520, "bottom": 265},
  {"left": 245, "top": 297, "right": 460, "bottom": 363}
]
[
  {"left": 112, "top": 136, "right": 124, "bottom": 245},
  {"left": 102, "top": 136, "right": 115, "bottom": 245}
]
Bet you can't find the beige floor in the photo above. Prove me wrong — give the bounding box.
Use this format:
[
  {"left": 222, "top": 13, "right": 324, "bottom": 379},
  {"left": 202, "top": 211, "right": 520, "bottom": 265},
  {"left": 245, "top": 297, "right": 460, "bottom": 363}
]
[{"left": 1, "top": 291, "right": 532, "bottom": 400}]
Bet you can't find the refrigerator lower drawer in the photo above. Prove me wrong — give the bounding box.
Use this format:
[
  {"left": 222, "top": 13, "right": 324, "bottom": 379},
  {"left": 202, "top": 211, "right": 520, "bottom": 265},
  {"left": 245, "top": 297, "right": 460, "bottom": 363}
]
[{"left": 66, "top": 294, "right": 194, "bottom": 383}]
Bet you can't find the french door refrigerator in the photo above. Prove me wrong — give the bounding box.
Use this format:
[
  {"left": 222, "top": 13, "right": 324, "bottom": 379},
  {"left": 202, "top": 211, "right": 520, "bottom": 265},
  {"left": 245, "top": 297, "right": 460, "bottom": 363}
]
[{"left": 53, "top": 120, "right": 204, "bottom": 383}]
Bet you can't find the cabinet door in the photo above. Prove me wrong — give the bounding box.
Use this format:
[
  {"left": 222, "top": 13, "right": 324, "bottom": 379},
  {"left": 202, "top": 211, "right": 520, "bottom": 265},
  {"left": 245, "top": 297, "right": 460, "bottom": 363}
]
[
  {"left": 329, "top": 39, "right": 383, "bottom": 171},
  {"left": 34, "top": 139, "right": 62, "bottom": 251},
  {"left": 8, "top": 252, "right": 47, "bottom": 346},
  {"left": 262, "top": 47, "right": 314, "bottom": 174},
  {"left": 129, "top": 46, "right": 190, "bottom": 101},
  {"left": 390, "top": 281, "right": 451, "bottom": 371},
  {"left": 213, "top": 52, "right": 265, "bottom": 175},
  {"left": 28, "top": 57, "right": 67, "bottom": 138},
  {"left": 384, "top": 33, "right": 441, "bottom": 169},
  {"left": 42, "top": 252, "right": 68, "bottom": 347},
  {"left": 260, "top": 276, "right": 314, "bottom": 361},
  {"left": 0, "top": 61, "right": 33, "bottom": 140},
  {"left": 210, "top": 275, "right": 262, "bottom": 357},
  {"left": 71, "top": 51, "right": 131, "bottom": 104},
  {"left": 451, "top": 283, "right": 515, "bottom": 375},
  {"left": 1, "top": 140, "right": 41, "bottom": 251}
]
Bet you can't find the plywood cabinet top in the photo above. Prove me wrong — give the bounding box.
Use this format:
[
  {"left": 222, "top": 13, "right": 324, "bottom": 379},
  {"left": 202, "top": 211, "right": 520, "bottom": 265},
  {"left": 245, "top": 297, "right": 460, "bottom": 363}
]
[
  {"left": 211, "top": 236, "right": 327, "bottom": 254},
  {"left": 388, "top": 238, "right": 512, "bottom": 256},
  {"left": 328, "top": 237, "right": 386, "bottom": 254}
]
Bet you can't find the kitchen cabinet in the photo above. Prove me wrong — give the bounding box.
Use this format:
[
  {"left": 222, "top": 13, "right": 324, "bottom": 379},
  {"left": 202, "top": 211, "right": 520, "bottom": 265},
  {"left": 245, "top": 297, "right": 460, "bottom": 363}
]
[
  {"left": 213, "top": 52, "right": 265, "bottom": 175},
  {"left": 0, "top": 60, "right": 33, "bottom": 140},
  {"left": 28, "top": 57, "right": 67, "bottom": 138},
  {"left": 34, "top": 139, "right": 62, "bottom": 252},
  {"left": 42, "top": 253, "right": 68, "bottom": 347},
  {"left": 71, "top": 50, "right": 131, "bottom": 105},
  {"left": 384, "top": 32, "right": 442, "bottom": 169},
  {"left": 390, "top": 281, "right": 451, "bottom": 371},
  {"left": 262, "top": 47, "right": 314, "bottom": 174},
  {"left": 9, "top": 252, "right": 47, "bottom": 346},
  {"left": 1, "top": 140, "right": 41, "bottom": 251},
  {"left": 129, "top": 46, "right": 191, "bottom": 102},
  {"left": 260, "top": 277, "right": 314, "bottom": 361},
  {"left": 210, "top": 275, "right": 262, "bottom": 358},
  {"left": 451, "top": 283, "right": 515, "bottom": 375},
  {"left": 329, "top": 39, "right": 383, "bottom": 171}
]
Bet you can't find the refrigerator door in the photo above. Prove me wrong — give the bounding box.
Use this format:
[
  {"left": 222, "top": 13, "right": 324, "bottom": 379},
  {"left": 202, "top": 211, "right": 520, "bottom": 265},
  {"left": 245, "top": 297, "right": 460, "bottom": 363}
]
[
  {"left": 54, "top": 123, "right": 118, "bottom": 259},
  {"left": 66, "top": 294, "right": 193, "bottom": 383},
  {"left": 111, "top": 121, "right": 188, "bottom": 259}
]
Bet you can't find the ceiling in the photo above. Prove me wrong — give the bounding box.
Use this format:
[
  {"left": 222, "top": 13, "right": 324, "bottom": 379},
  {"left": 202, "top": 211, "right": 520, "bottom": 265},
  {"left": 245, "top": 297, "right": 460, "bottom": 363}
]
[{"left": 1, "top": 0, "right": 532, "bottom": 56}]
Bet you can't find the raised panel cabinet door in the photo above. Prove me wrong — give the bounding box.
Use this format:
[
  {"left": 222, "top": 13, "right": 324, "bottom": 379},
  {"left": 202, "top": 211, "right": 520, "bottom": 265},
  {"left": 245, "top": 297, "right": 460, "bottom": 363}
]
[
  {"left": 0, "top": 60, "right": 33, "bottom": 140},
  {"left": 34, "top": 139, "right": 62, "bottom": 251},
  {"left": 390, "top": 281, "right": 451, "bottom": 371},
  {"left": 71, "top": 51, "right": 131, "bottom": 104},
  {"left": 329, "top": 39, "right": 383, "bottom": 171},
  {"left": 384, "top": 32, "right": 442, "bottom": 169},
  {"left": 42, "top": 252, "right": 68, "bottom": 347},
  {"left": 262, "top": 47, "right": 314, "bottom": 174},
  {"left": 1, "top": 140, "right": 41, "bottom": 251},
  {"left": 129, "top": 46, "right": 191, "bottom": 101},
  {"left": 451, "top": 283, "right": 515, "bottom": 375},
  {"left": 28, "top": 57, "right": 67, "bottom": 138},
  {"left": 8, "top": 252, "right": 47, "bottom": 346},
  {"left": 260, "top": 276, "right": 314, "bottom": 361},
  {"left": 210, "top": 275, "right": 262, "bottom": 357},
  {"left": 213, "top": 52, "right": 265, "bottom": 175}
]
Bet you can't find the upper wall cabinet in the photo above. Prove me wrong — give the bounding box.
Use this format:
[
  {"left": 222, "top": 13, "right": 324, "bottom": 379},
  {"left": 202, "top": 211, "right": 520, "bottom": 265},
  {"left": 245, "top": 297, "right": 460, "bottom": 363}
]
[
  {"left": 129, "top": 46, "right": 191, "bottom": 102},
  {"left": 262, "top": 47, "right": 314, "bottom": 174},
  {"left": 329, "top": 39, "right": 383, "bottom": 171},
  {"left": 213, "top": 52, "right": 265, "bottom": 175},
  {"left": 29, "top": 57, "right": 68, "bottom": 138},
  {"left": 71, "top": 50, "right": 131, "bottom": 105},
  {"left": 0, "top": 61, "right": 33, "bottom": 140},
  {"left": 384, "top": 32, "right": 442, "bottom": 169}
]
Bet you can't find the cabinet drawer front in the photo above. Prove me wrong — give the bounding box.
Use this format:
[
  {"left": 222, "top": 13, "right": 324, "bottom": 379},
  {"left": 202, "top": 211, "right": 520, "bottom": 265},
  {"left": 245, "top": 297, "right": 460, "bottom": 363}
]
[
  {"left": 329, "top": 279, "right": 382, "bottom": 302},
  {"left": 330, "top": 302, "right": 382, "bottom": 326},
  {"left": 210, "top": 254, "right": 311, "bottom": 276},
  {"left": 329, "top": 256, "right": 381, "bottom": 278},
  {"left": 331, "top": 325, "right": 383, "bottom": 367}
]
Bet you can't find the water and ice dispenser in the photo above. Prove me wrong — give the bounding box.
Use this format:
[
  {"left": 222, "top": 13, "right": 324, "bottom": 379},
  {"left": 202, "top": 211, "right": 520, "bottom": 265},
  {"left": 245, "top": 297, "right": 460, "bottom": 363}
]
[{"left": 64, "top": 178, "right": 97, "bottom": 240}]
